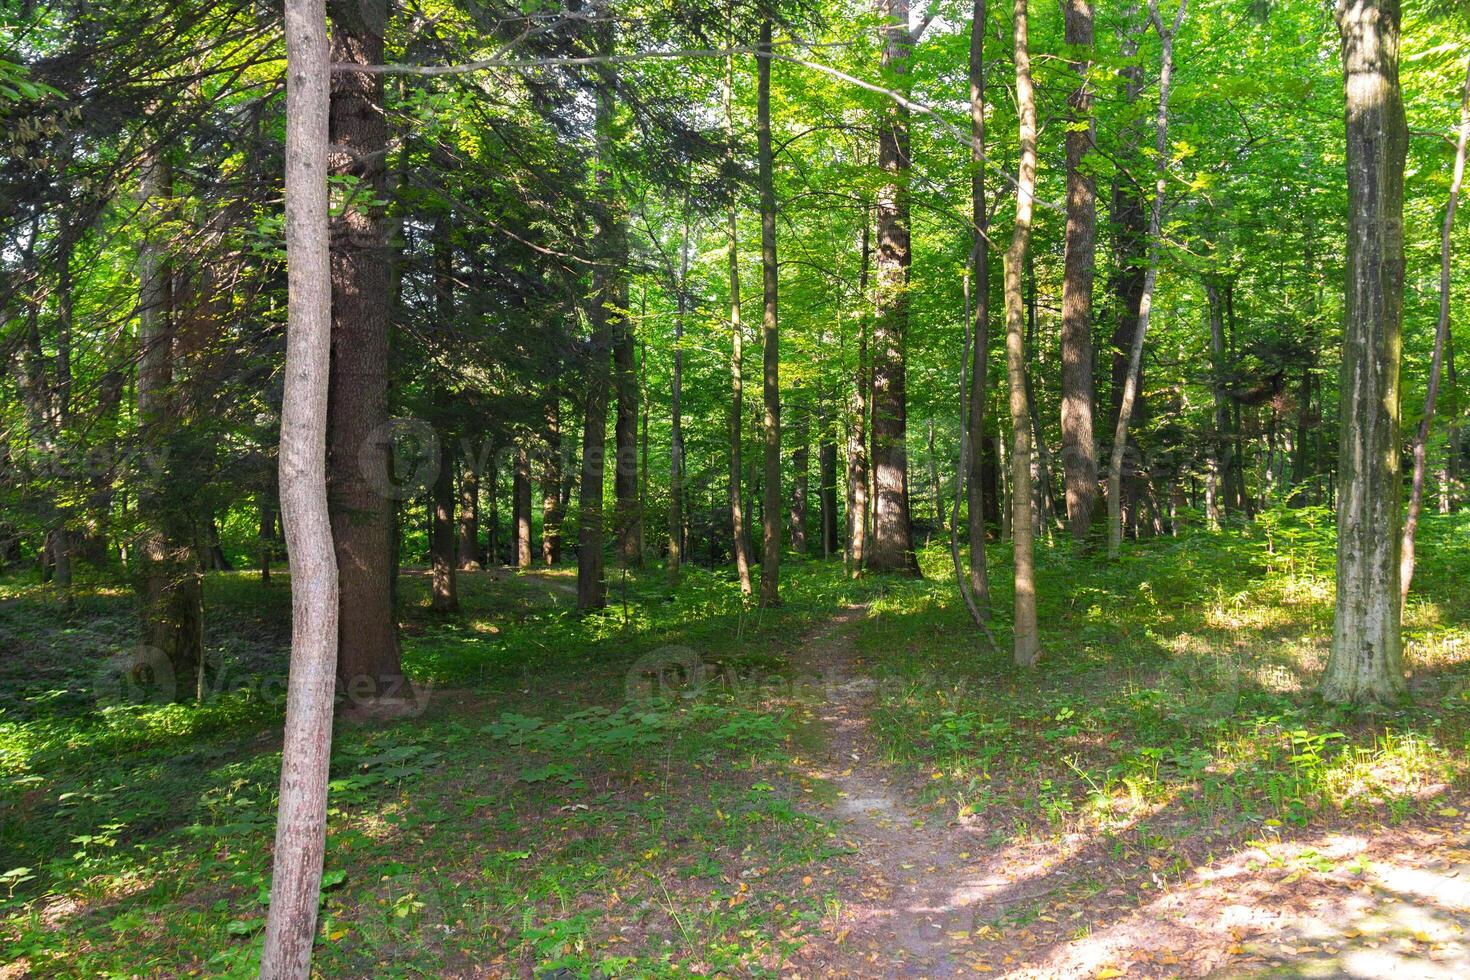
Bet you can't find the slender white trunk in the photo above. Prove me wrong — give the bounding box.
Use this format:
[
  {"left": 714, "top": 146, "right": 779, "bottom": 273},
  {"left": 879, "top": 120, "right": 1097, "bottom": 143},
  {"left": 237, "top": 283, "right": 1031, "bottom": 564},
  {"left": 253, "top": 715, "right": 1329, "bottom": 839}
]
[{"left": 260, "top": 2, "right": 338, "bottom": 976}]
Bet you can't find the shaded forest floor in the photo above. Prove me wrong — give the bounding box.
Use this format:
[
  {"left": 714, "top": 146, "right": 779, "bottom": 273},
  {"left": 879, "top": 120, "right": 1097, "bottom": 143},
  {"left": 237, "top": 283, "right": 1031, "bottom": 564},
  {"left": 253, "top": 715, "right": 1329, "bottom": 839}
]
[{"left": 5, "top": 507, "right": 1470, "bottom": 976}]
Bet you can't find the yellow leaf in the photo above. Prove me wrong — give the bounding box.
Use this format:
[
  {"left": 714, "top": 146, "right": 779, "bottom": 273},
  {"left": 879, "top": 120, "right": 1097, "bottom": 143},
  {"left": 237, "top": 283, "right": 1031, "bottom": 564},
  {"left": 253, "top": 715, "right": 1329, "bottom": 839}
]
[
  {"left": 1437, "top": 807, "right": 1460, "bottom": 818},
  {"left": 1096, "top": 969, "right": 1125, "bottom": 979}
]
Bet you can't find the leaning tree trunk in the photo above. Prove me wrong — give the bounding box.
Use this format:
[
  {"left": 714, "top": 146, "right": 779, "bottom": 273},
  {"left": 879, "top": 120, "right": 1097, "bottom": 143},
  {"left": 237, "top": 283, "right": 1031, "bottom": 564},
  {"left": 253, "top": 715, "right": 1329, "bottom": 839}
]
[
  {"left": 326, "top": 0, "right": 400, "bottom": 699},
  {"left": 1005, "top": 0, "right": 1041, "bottom": 668},
  {"left": 965, "top": 0, "right": 991, "bottom": 612},
  {"left": 1321, "top": 0, "right": 1409, "bottom": 706},
  {"left": 1059, "top": 0, "right": 1098, "bottom": 545},
  {"left": 1108, "top": 0, "right": 1186, "bottom": 559},
  {"left": 1400, "top": 55, "right": 1469, "bottom": 605},
  {"left": 261, "top": 0, "right": 338, "bottom": 973},
  {"left": 136, "top": 144, "right": 204, "bottom": 701},
  {"left": 869, "top": 0, "right": 919, "bottom": 574},
  {"left": 757, "top": 17, "right": 782, "bottom": 608}
]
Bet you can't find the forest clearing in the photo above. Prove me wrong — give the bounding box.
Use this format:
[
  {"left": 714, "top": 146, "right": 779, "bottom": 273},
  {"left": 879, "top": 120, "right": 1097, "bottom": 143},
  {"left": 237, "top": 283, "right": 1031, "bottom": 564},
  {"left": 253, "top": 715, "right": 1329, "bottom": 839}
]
[{"left": 2, "top": 0, "right": 1470, "bottom": 976}]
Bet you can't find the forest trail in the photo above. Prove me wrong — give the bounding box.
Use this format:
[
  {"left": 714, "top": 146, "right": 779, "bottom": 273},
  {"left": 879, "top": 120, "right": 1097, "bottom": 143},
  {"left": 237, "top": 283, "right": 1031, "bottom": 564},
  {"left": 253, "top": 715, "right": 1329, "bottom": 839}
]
[
  {"left": 787, "top": 608, "right": 1470, "bottom": 979},
  {"left": 789, "top": 607, "right": 1017, "bottom": 977}
]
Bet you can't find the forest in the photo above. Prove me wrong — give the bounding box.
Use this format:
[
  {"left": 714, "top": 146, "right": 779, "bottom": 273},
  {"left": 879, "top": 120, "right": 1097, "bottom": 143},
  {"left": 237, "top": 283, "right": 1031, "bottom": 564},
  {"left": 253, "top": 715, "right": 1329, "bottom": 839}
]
[{"left": 2, "top": 0, "right": 1470, "bottom": 975}]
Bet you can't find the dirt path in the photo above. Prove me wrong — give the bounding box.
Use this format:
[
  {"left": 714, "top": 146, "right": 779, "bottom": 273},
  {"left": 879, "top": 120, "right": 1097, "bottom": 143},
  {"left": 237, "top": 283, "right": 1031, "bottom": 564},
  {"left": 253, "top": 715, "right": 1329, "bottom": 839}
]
[
  {"left": 787, "top": 607, "right": 1012, "bottom": 977},
  {"left": 784, "top": 607, "right": 1470, "bottom": 979}
]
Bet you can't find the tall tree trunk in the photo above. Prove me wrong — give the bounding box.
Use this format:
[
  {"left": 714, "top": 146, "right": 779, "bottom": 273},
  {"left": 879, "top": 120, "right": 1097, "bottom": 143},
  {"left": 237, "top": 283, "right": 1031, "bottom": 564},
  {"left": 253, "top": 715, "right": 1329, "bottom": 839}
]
[
  {"left": 1443, "top": 333, "right": 1459, "bottom": 514},
  {"left": 668, "top": 208, "right": 690, "bottom": 590},
  {"left": 1204, "top": 281, "right": 1233, "bottom": 526},
  {"left": 1321, "top": 0, "right": 1409, "bottom": 706},
  {"left": 136, "top": 145, "right": 204, "bottom": 701},
  {"left": 1108, "top": 0, "right": 1186, "bottom": 559},
  {"left": 966, "top": 0, "right": 991, "bottom": 611},
  {"left": 1005, "top": 0, "right": 1041, "bottom": 668},
  {"left": 327, "top": 0, "right": 400, "bottom": 698},
  {"left": 541, "top": 392, "right": 563, "bottom": 565},
  {"left": 869, "top": 0, "right": 919, "bottom": 574},
  {"left": 790, "top": 396, "right": 810, "bottom": 555},
  {"left": 577, "top": 30, "right": 619, "bottom": 612},
  {"left": 486, "top": 448, "right": 500, "bottom": 566},
  {"left": 1060, "top": 0, "right": 1098, "bottom": 545},
  {"left": 726, "top": 56, "right": 755, "bottom": 595},
  {"left": 261, "top": 1, "right": 337, "bottom": 973},
  {"left": 614, "top": 283, "right": 641, "bottom": 568},
  {"left": 430, "top": 443, "right": 458, "bottom": 610},
  {"left": 1107, "top": 7, "right": 1150, "bottom": 530},
  {"left": 757, "top": 17, "right": 782, "bottom": 608},
  {"left": 514, "top": 442, "right": 532, "bottom": 570},
  {"left": 1401, "top": 56, "right": 1469, "bottom": 605},
  {"left": 846, "top": 215, "right": 872, "bottom": 576},
  {"left": 926, "top": 418, "right": 944, "bottom": 536},
  {"left": 819, "top": 398, "right": 839, "bottom": 558},
  {"left": 458, "top": 464, "right": 480, "bottom": 569}
]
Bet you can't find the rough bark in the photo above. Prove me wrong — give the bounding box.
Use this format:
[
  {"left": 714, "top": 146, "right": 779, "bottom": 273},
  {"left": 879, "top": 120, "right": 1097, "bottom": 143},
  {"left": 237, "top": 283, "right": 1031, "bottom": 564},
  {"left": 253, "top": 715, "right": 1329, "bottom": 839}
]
[
  {"left": 261, "top": 1, "right": 338, "bottom": 973},
  {"left": 757, "top": 17, "right": 782, "bottom": 608},
  {"left": 1400, "top": 57, "right": 1468, "bottom": 605},
  {"left": 1005, "top": 0, "right": 1041, "bottom": 668},
  {"left": 1321, "top": 0, "right": 1409, "bottom": 706},
  {"left": 326, "top": 0, "right": 400, "bottom": 698},
  {"left": 869, "top": 0, "right": 919, "bottom": 574},
  {"left": 1060, "top": 0, "right": 1098, "bottom": 544}
]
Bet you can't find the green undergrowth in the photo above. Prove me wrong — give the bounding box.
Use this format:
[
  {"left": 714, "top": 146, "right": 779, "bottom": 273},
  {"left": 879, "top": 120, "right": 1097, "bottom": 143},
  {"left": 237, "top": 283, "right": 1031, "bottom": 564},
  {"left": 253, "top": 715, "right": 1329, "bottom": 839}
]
[
  {"left": 0, "top": 558, "right": 871, "bottom": 976},
  {"left": 866, "top": 508, "right": 1470, "bottom": 861}
]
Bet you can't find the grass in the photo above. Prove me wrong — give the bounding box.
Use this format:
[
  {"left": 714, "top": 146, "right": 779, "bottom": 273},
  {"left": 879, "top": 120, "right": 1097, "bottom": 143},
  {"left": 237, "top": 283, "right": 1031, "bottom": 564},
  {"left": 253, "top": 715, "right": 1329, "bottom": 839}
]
[
  {"left": 3, "top": 508, "right": 1470, "bottom": 975},
  {"left": 866, "top": 506, "right": 1470, "bottom": 859}
]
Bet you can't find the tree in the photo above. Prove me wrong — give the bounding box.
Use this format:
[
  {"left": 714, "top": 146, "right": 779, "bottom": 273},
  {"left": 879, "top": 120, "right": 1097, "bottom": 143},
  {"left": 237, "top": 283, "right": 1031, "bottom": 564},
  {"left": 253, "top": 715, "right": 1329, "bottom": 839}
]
[
  {"left": 757, "top": 17, "right": 781, "bottom": 608},
  {"left": 965, "top": 0, "right": 991, "bottom": 612},
  {"left": 259, "top": 0, "right": 336, "bottom": 973},
  {"left": 1401, "top": 56, "right": 1469, "bottom": 605},
  {"left": 1005, "top": 0, "right": 1041, "bottom": 668},
  {"left": 1320, "top": 0, "right": 1409, "bottom": 706},
  {"left": 868, "top": 0, "right": 920, "bottom": 574},
  {"left": 135, "top": 144, "right": 205, "bottom": 701},
  {"left": 1059, "top": 0, "right": 1098, "bottom": 545},
  {"left": 1106, "top": 0, "right": 1187, "bottom": 560},
  {"left": 725, "top": 49, "right": 755, "bottom": 596},
  {"left": 327, "top": 0, "right": 401, "bottom": 699}
]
